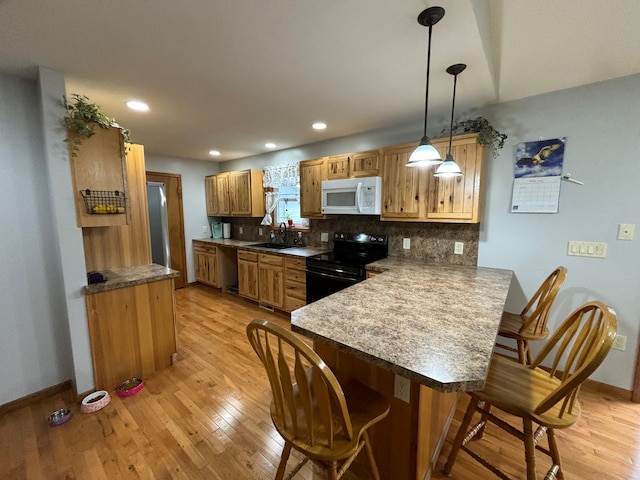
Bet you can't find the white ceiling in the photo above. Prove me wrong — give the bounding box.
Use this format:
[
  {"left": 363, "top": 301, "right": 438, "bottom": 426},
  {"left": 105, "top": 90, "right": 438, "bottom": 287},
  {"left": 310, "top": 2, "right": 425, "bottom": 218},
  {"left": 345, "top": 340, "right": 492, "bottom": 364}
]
[{"left": 1, "top": 0, "right": 639, "bottom": 161}]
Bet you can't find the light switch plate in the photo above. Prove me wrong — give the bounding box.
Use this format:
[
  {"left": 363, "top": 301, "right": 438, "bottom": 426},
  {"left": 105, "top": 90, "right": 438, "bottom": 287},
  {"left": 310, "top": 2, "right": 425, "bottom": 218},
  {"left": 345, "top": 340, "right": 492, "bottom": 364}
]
[
  {"left": 403, "top": 238, "right": 410, "bottom": 249},
  {"left": 567, "top": 241, "right": 607, "bottom": 258},
  {"left": 321, "top": 232, "right": 329, "bottom": 242},
  {"left": 202, "top": 225, "right": 209, "bottom": 234}
]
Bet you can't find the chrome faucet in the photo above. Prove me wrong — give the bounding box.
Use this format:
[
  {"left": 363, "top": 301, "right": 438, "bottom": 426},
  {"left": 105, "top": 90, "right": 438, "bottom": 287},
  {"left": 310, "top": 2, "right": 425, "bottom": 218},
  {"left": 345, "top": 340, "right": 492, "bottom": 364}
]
[{"left": 279, "top": 222, "right": 288, "bottom": 244}]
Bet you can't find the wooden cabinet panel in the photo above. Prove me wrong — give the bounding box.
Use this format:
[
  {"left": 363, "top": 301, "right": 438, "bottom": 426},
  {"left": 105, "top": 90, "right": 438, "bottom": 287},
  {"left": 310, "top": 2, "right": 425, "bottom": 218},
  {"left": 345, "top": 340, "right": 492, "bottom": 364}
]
[
  {"left": 380, "top": 134, "right": 484, "bottom": 223},
  {"left": 426, "top": 134, "right": 483, "bottom": 222},
  {"left": 327, "top": 154, "right": 351, "bottom": 180},
  {"left": 214, "top": 173, "right": 230, "bottom": 215},
  {"left": 194, "top": 244, "right": 218, "bottom": 287},
  {"left": 228, "top": 170, "right": 252, "bottom": 215},
  {"left": 300, "top": 158, "right": 327, "bottom": 218},
  {"left": 70, "top": 127, "right": 128, "bottom": 228},
  {"left": 205, "top": 175, "right": 216, "bottom": 216},
  {"left": 285, "top": 257, "right": 306, "bottom": 312},
  {"left": 238, "top": 249, "right": 259, "bottom": 300},
  {"left": 82, "top": 143, "right": 151, "bottom": 272},
  {"left": 381, "top": 145, "right": 421, "bottom": 220},
  {"left": 85, "top": 278, "right": 177, "bottom": 391},
  {"left": 258, "top": 253, "right": 284, "bottom": 309},
  {"left": 351, "top": 150, "right": 380, "bottom": 177}
]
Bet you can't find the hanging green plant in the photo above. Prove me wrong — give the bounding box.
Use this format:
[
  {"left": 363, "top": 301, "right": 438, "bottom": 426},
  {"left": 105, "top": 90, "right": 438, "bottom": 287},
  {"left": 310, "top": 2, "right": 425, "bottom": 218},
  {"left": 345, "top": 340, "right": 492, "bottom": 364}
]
[
  {"left": 440, "top": 116, "right": 507, "bottom": 158},
  {"left": 63, "top": 94, "right": 131, "bottom": 157}
]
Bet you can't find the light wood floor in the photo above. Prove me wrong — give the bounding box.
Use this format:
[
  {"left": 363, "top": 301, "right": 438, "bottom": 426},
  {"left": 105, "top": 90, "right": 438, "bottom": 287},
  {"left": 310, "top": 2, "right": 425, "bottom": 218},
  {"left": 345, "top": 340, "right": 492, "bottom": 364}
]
[{"left": 1, "top": 284, "right": 639, "bottom": 479}]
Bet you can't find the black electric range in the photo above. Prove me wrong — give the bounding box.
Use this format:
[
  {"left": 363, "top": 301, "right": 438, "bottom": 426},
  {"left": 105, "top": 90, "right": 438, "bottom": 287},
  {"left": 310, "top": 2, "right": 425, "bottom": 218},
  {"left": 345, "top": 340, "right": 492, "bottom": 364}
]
[{"left": 306, "top": 232, "right": 388, "bottom": 304}]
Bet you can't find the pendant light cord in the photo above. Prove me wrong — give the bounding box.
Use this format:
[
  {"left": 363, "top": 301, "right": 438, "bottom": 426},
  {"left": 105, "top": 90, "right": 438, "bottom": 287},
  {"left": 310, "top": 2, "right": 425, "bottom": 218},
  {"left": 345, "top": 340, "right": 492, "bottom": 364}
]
[
  {"left": 422, "top": 24, "right": 434, "bottom": 140},
  {"left": 448, "top": 71, "right": 458, "bottom": 156}
]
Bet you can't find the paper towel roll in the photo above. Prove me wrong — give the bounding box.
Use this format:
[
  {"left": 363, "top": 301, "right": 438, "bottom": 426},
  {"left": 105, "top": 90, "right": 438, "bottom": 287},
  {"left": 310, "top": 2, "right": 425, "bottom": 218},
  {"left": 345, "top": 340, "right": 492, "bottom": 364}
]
[{"left": 223, "top": 223, "right": 231, "bottom": 239}]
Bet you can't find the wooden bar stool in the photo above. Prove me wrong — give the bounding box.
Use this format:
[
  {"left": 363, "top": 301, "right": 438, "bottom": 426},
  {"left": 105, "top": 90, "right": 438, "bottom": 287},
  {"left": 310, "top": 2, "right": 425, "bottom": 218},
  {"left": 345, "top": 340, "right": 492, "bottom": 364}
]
[
  {"left": 495, "top": 266, "right": 568, "bottom": 364},
  {"left": 246, "top": 319, "right": 390, "bottom": 480},
  {"left": 443, "top": 301, "right": 617, "bottom": 480}
]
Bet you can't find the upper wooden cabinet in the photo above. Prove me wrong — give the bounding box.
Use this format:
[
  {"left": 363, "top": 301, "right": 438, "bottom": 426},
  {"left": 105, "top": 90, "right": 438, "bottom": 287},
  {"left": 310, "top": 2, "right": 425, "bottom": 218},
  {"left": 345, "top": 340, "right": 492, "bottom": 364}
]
[
  {"left": 326, "top": 150, "right": 380, "bottom": 180},
  {"left": 426, "top": 134, "right": 484, "bottom": 223},
  {"left": 205, "top": 169, "right": 263, "bottom": 217},
  {"left": 69, "top": 127, "right": 129, "bottom": 228},
  {"left": 300, "top": 158, "right": 327, "bottom": 218},
  {"left": 380, "top": 133, "right": 485, "bottom": 223}
]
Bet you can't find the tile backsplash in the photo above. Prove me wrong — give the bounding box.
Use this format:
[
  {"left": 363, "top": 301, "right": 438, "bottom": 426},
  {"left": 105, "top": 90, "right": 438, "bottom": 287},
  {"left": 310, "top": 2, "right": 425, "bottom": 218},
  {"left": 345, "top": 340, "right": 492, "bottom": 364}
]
[{"left": 221, "top": 216, "right": 479, "bottom": 266}]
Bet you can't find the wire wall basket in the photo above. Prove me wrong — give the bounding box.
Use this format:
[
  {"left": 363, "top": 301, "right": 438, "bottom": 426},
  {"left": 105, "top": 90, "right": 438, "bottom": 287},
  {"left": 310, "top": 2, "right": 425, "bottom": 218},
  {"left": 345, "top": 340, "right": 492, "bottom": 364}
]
[{"left": 80, "top": 189, "right": 127, "bottom": 214}]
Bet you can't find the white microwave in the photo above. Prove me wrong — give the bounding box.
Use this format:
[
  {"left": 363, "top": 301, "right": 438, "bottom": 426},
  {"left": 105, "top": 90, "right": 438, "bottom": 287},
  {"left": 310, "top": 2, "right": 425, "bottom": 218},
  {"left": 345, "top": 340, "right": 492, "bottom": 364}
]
[{"left": 321, "top": 176, "right": 382, "bottom": 215}]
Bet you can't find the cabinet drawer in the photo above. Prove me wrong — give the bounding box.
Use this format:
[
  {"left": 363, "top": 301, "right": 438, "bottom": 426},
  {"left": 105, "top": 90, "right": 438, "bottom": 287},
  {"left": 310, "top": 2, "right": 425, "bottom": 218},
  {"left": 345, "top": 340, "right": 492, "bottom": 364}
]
[
  {"left": 238, "top": 250, "right": 258, "bottom": 262},
  {"left": 259, "top": 253, "right": 284, "bottom": 267},
  {"left": 285, "top": 257, "right": 306, "bottom": 271},
  {"left": 193, "top": 242, "right": 217, "bottom": 255},
  {"left": 285, "top": 269, "right": 306, "bottom": 283},
  {"left": 285, "top": 280, "right": 306, "bottom": 301}
]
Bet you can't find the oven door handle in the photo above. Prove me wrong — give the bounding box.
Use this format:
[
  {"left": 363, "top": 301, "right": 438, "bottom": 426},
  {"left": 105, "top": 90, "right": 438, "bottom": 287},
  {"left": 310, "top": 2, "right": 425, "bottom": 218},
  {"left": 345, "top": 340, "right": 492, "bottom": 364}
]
[
  {"left": 356, "top": 181, "right": 363, "bottom": 213},
  {"left": 306, "top": 269, "right": 360, "bottom": 282}
]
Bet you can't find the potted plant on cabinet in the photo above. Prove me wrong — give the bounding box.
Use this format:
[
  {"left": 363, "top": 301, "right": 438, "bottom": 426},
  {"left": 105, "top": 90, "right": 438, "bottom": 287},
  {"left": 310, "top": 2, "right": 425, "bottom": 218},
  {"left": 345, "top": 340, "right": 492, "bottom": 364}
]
[
  {"left": 440, "top": 116, "right": 507, "bottom": 158},
  {"left": 63, "top": 93, "right": 131, "bottom": 157}
]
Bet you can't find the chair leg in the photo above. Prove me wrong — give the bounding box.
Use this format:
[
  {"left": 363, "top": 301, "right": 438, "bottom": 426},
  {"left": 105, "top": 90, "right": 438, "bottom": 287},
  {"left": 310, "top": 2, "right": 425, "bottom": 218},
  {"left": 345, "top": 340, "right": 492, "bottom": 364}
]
[
  {"left": 443, "top": 396, "right": 479, "bottom": 476},
  {"left": 517, "top": 339, "right": 527, "bottom": 364},
  {"left": 363, "top": 431, "right": 381, "bottom": 480},
  {"left": 276, "top": 442, "right": 292, "bottom": 480},
  {"left": 328, "top": 461, "right": 338, "bottom": 480},
  {"left": 547, "top": 428, "right": 564, "bottom": 480},
  {"left": 523, "top": 418, "right": 537, "bottom": 480},
  {"left": 524, "top": 340, "right": 533, "bottom": 365},
  {"left": 477, "top": 401, "right": 492, "bottom": 439}
]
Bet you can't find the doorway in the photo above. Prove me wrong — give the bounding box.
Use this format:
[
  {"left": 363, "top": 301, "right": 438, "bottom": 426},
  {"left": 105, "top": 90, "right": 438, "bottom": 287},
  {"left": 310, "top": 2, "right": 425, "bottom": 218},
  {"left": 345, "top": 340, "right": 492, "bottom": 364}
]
[{"left": 146, "top": 171, "right": 187, "bottom": 289}]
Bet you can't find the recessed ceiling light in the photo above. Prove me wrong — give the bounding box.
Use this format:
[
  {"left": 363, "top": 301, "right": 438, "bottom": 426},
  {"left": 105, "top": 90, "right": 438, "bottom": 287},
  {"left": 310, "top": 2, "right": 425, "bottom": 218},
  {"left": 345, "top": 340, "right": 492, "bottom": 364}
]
[
  {"left": 312, "top": 122, "right": 327, "bottom": 130},
  {"left": 209, "top": 150, "right": 221, "bottom": 156},
  {"left": 126, "top": 100, "right": 149, "bottom": 111},
  {"left": 265, "top": 142, "right": 277, "bottom": 149}
]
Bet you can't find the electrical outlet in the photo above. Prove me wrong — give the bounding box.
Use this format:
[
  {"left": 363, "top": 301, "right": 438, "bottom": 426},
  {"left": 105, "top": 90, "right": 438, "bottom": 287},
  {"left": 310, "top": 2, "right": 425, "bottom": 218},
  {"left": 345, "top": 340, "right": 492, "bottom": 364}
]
[
  {"left": 403, "top": 238, "right": 411, "bottom": 249},
  {"left": 612, "top": 334, "right": 626, "bottom": 351},
  {"left": 239, "top": 227, "right": 244, "bottom": 234},
  {"left": 394, "top": 374, "right": 411, "bottom": 403},
  {"left": 618, "top": 224, "right": 635, "bottom": 240},
  {"left": 321, "top": 232, "right": 329, "bottom": 242},
  {"left": 202, "top": 225, "right": 209, "bottom": 234},
  {"left": 259, "top": 228, "right": 263, "bottom": 236},
  {"left": 454, "top": 242, "right": 464, "bottom": 254}
]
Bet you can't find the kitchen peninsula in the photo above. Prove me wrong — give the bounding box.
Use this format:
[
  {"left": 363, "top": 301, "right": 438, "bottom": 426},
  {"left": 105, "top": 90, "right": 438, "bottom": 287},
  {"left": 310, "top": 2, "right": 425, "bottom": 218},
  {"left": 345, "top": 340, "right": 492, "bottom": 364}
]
[{"left": 291, "top": 259, "right": 513, "bottom": 480}]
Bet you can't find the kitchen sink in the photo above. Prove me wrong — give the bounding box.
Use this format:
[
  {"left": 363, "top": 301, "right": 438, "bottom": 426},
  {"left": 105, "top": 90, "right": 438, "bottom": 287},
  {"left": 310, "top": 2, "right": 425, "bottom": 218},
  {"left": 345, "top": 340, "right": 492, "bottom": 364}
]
[{"left": 249, "top": 242, "right": 296, "bottom": 250}]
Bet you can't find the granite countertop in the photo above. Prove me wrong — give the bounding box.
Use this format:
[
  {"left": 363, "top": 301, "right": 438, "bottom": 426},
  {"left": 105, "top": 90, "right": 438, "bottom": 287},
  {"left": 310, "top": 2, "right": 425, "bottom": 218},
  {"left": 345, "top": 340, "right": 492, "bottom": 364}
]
[
  {"left": 193, "top": 237, "right": 330, "bottom": 257},
  {"left": 291, "top": 260, "right": 513, "bottom": 393},
  {"left": 83, "top": 264, "right": 180, "bottom": 294}
]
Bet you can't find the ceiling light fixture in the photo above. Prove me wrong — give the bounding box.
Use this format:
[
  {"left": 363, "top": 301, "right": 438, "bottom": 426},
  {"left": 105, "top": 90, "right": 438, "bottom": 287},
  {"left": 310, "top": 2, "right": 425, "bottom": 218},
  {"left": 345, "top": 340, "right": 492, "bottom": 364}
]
[
  {"left": 265, "top": 142, "right": 277, "bottom": 149},
  {"left": 406, "top": 6, "right": 445, "bottom": 167},
  {"left": 312, "top": 122, "right": 327, "bottom": 130},
  {"left": 435, "top": 64, "right": 465, "bottom": 177},
  {"left": 209, "top": 150, "right": 221, "bottom": 156},
  {"left": 126, "top": 100, "right": 149, "bottom": 111}
]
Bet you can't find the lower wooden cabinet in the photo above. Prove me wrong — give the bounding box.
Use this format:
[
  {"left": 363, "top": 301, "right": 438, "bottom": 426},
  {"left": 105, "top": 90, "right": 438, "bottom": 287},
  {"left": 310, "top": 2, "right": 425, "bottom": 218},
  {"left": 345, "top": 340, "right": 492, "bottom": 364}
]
[
  {"left": 85, "top": 278, "right": 177, "bottom": 391},
  {"left": 285, "top": 257, "right": 306, "bottom": 312},
  {"left": 258, "top": 253, "right": 285, "bottom": 309},
  {"left": 238, "top": 249, "right": 259, "bottom": 300},
  {"left": 194, "top": 243, "right": 218, "bottom": 287}
]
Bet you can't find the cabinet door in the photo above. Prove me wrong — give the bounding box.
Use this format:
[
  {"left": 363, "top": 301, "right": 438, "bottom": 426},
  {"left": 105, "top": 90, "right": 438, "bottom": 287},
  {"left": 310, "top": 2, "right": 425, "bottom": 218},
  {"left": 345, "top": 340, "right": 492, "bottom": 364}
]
[
  {"left": 351, "top": 150, "right": 380, "bottom": 177},
  {"left": 300, "top": 158, "right": 327, "bottom": 218},
  {"left": 70, "top": 127, "right": 128, "bottom": 227},
  {"left": 259, "top": 264, "right": 284, "bottom": 308},
  {"left": 206, "top": 252, "right": 218, "bottom": 286},
  {"left": 380, "top": 145, "right": 421, "bottom": 220},
  {"left": 214, "top": 173, "right": 230, "bottom": 215},
  {"left": 326, "top": 154, "right": 351, "bottom": 180},
  {"left": 205, "top": 176, "right": 217, "bottom": 216},
  {"left": 426, "top": 134, "right": 483, "bottom": 223},
  {"left": 228, "top": 170, "right": 252, "bottom": 216},
  {"left": 238, "top": 259, "right": 259, "bottom": 300},
  {"left": 194, "top": 249, "right": 208, "bottom": 283}
]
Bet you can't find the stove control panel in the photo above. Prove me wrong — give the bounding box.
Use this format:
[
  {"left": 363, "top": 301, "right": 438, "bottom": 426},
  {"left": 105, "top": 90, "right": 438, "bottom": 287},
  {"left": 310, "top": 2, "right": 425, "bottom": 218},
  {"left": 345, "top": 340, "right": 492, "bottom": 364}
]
[{"left": 334, "top": 232, "right": 388, "bottom": 244}]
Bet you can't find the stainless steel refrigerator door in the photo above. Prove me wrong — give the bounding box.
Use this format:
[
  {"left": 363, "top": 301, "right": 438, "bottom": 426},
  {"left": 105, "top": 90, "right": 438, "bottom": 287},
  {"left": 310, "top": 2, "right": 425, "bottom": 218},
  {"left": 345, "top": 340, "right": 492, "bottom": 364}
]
[{"left": 147, "top": 182, "right": 171, "bottom": 267}]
